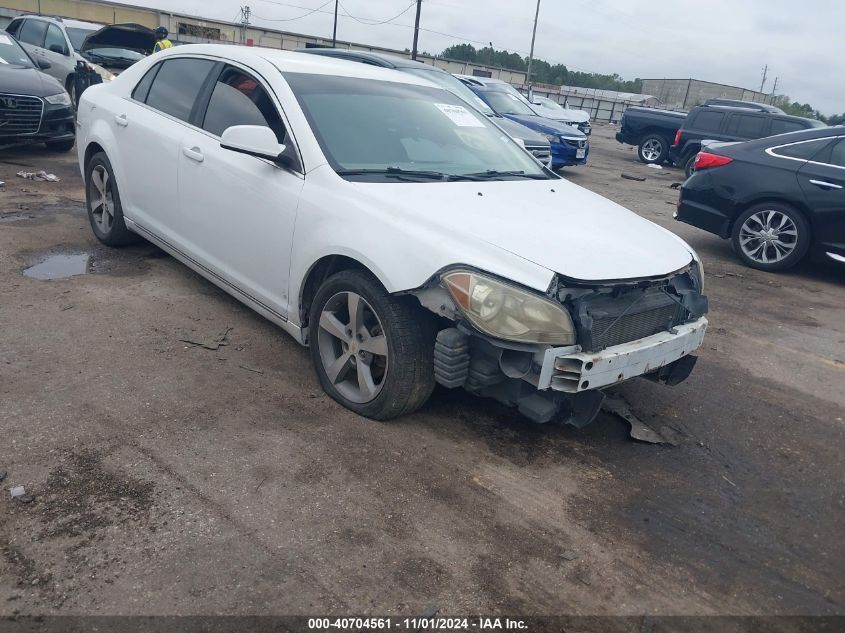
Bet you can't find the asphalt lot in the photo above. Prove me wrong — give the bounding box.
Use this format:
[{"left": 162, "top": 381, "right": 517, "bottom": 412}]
[{"left": 1, "top": 124, "right": 843, "bottom": 618}]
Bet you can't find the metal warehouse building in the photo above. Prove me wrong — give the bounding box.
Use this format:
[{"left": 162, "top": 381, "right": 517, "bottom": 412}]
[
  {"left": 0, "top": 0, "right": 527, "bottom": 84},
  {"left": 641, "top": 78, "right": 776, "bottom": 110}
]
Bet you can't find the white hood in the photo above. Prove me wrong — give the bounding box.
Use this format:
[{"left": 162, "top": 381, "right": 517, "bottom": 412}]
[
  {"left": 534, "top": 104, "right": 590, "bottom": 124},
  {"left": 355, "top": 178, "right": 693, "bottom": 283}
]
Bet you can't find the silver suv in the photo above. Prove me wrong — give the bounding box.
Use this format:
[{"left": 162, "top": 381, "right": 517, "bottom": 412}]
[{"left": 5, "top": 15, "right": 115, "bottom": 101}]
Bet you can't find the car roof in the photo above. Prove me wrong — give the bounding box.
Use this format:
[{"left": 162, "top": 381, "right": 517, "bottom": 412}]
[
  {"left": 297, "top": 47, "right": 441, "bottom": 73},
  {"left": 156, "top": 44, "right": 436, "bottom": 86},
  {"left": 17, "top": 15, "right": 103, "bottom": 30},
  {"left": 691, "top": 103, "right": 821, "bottom": 124},
  {"left": 742, "top": 124, "right": 842, "bottom": 148}
]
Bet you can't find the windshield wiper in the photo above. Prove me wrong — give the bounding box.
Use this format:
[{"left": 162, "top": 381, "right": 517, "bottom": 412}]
[
  {"left": 336, "top": 167, "right": 484, "bottom": 181},
  {"left": 462, "top": 170, "right": 548, "bottom": 180}
]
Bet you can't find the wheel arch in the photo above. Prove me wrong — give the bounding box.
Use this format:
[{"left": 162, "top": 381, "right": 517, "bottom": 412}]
[
  {"left": 730, "top": 196, "right": 815, "bottom": 241},
  {"left": 639, "top": 128, "right": 669, "bottom": 143},
  {"left": 298, "top": 254, "right": 384, "bottom": 335},
  {"left": 83, "top": 141, "right": 106, "bottom": 170}
]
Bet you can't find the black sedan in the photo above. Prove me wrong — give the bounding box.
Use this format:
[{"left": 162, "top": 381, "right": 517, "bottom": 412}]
[
  {"left": 676, "top": 126, "right": 844, "bottom": 271},
  {"left": 0, "top": 32, "right": 75, "bottom": 151}
]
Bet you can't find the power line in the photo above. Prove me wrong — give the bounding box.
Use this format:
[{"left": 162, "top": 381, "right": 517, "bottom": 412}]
[
  {"left": 338, "top": 0, "right": 418, "bottom": 26},
  {"left": 252, "top": 0, "right": 335, "bottom": 22}
]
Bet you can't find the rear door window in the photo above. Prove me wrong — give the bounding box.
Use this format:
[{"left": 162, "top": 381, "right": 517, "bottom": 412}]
[
  {"left": 770, "top": 139, "right": 831, "bottom": 161},
  {"left": 821, "top": 139, "right": 845, "bottom": 168},
  {"left": 144, "top": 58, "right": 216, "bottom": 123},
  {"left": 690, "top": 110, "right": 724, "bottom": 133},
  {"left": 44, "top": 24, "right": 67, "bottom": 54},
  {"left": 725, "top": 114, "right": 767, "bottom": 139},
  {"left": 18, "top": 19, "right": 47, "bottom": 47},
  {"left": 770, "top": 119, "right": 806, "bottom": 136}
]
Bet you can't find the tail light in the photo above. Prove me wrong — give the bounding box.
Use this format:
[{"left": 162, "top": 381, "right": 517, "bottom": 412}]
[
  {"left": 693, "top": 152, "right": 733, "bottom": 171},
  {"left": 673, "top": 128, "right": 682, "bottom": 146}
]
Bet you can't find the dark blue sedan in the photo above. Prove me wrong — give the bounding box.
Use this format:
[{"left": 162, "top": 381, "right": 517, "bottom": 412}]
[{"left": 459, "top": 80, "right": 589, "bottom": 169}]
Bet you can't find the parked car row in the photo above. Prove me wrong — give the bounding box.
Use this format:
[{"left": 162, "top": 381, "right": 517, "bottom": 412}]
[
  {"left": 614, "top": 98, "right": 838, "bottom": 271},
  {"left": 74, "top": 44, "right": 708, "bottom": 425}
]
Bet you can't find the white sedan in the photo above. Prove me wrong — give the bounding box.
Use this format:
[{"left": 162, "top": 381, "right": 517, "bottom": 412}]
[{"left": 75, "top": 45, "right": 708, "bottom": 425}]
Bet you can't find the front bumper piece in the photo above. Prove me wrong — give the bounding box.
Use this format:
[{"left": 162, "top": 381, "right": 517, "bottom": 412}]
[{"left": 538, "top": 317, "right": 708, "bottom": 393}]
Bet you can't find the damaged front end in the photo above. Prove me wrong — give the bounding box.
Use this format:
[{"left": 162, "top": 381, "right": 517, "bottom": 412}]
[{"left": 414, "top": 263, "right": 708, "bottom": 426}]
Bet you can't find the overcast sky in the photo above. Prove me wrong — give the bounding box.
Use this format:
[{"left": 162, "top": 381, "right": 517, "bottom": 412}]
[{"left": 118, "top": 0, "right": 841, "bottom": 115}]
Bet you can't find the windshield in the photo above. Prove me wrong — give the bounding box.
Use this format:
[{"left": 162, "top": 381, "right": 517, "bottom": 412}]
[
  {"left": 483, "top": 90, "right": 538, "bottom": 116},
  {"left": 284, "top": 73, "right": 547, "bottom": 181},
  {"left": 536, "top": 96, "right": 563, "bottom": 110},
  {"left": 0, "top": 32, "right": 34, "bottom": 67},
  {"left": 401, "top": 67, "right": 496, "bottom": 117},
  {"left": 66, "top": 27, "right": 97, "bottom": 51}
]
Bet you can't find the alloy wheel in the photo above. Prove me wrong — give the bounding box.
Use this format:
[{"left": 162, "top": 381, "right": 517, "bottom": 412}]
[
  {"left": 738, "top": 209, "right": 798, "bottom": 265},
  {"left": 89, "top": 165, "right": 114, "bottom": 234},
  {"left": 641, "top": 139, "right": 663, "bottom": 161},
  {"left": 317, "top": 291, "right": 389, "bottom": 404}
]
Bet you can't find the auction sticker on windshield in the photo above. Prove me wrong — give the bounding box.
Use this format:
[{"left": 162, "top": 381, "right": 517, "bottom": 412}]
[{"left": 434, "top": 103, "right": 485, "bottom": 127}]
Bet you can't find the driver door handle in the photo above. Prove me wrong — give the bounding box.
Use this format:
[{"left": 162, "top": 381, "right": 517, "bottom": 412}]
[
  {"left": 182, "top": 146, "right": 204, "bottom": 163},
  {"left": 809, "top": 179, "right": 842, "bottom": 190},
  {"left": 114, "top": 114, "right": 128, "bottom": 127}
]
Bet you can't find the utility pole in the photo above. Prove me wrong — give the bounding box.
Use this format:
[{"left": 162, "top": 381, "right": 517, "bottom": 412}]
[
  {"left": 526, "top": 0, "right": 541, "bottom": 87},
  {"left": 411, "top": 0, "right": 422, "bottom": 60},
  {"left": 771, "top": 76, "right": 778, "bottom": 96},
  {"left": 759, "top": 64, "right": 768, "bottom": 93},
  {"left": 332, "top": 0, "right": 338, "bottom": 47},
  {"left": 239, "top": 6, "right": 251, "bottom": 45}
]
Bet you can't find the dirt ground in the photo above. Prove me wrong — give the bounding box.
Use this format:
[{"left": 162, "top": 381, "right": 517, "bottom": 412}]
[{"left": 1, "top": 125, "right": 843, "bottom": 619}]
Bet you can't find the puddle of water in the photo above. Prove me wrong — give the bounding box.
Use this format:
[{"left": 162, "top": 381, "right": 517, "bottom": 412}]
[{"left": 24, "top": 253, "right": 90, "bottom": 280}]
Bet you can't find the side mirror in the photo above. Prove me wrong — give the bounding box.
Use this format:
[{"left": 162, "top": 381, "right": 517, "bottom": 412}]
[
  {"left": 220, "top": 125, "right": 285, "bottom": 163},
  {"left": 36, "top": 57, "right": 52, "bottom": 70},
  {"left": 49, "top": 44, "right": 68, "bottom": 55}
]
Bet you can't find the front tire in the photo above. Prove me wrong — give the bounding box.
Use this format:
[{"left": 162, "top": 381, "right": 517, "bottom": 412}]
[
  {"left": 637, "top": 134, "right": 668, "bottom": 164},
  {"left": 731, "top": 203, "right": 810, "bottom": 271},
  {"left": 309, "top": 270, "right": 435, "bottom": 420},
  {"left": 85, "top": 152, "right": 139, "bottom": 246}
]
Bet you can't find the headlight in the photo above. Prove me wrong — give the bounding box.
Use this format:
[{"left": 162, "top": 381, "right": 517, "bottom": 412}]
[
  {"left": 689, "top": 254, "right": 704, "bottom": 292},
  {"left": 540, "top": 133, "right": 560, "bottom": 144},
  {"left": 44, "top": 92, "right": 72, "bottom": 106},
  {"left": 442, "top": 270, "right": 576, "bottom": 345}
]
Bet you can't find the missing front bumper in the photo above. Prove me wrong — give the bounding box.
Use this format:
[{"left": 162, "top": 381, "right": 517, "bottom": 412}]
[{"left": 538, "top": 317, "right": 708, "bottom": 393}]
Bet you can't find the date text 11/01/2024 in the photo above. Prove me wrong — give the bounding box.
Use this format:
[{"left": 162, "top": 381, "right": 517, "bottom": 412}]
[{"left": 307, "top": 618, "right": 528, "bottom": 630}]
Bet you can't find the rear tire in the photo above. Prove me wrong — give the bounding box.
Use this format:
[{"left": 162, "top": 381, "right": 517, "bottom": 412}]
[
  {"left": 637, "top": 134, "right": 668, "bottom": 164},
  {"left": 84, "top": 152, "right": 139, "bottom": 246},
  {"left": 731, "top": 203, "right": 810, "bottom": 271},
  {"left": 309, "top": 270, "right": 435, "bottom": 420},
  {"left": 684, "top": 153, "right": 698, "bottom": 179}
]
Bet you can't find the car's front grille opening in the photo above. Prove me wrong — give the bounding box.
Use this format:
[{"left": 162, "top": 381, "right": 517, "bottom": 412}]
[
  {"left": 574, "top": 286, "right": 684, "bottom": 352},
  {"left": 0, "top": 94, "right": 43, "bottom": 135},
  {"left": 525, "top": 143, "right": 551, "bottom": 163}
]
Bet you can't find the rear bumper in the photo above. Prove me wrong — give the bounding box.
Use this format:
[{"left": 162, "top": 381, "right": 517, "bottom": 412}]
[
  {"left": 538, "top": 317, "right": 708, "bottom": 393},
  {"left": 675, "top": 174, "right": 733, "bottom": 238}
]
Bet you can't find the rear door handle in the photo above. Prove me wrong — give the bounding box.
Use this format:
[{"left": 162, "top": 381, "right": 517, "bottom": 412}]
[
  {"left": 182, "top": 146, "right": 204, "bottom": 163},
  {"left": 114, "top": 114, "right": 128, "bottom": 127},
  {"left": 809, "top": 179, "right": 842, "bottom": 190}
]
